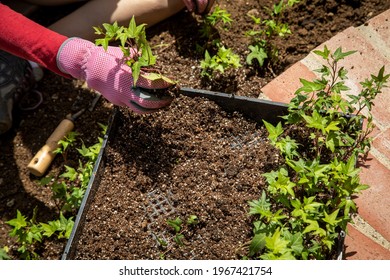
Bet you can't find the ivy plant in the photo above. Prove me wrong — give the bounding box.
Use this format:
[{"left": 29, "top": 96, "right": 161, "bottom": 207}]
[
  {"left": 5, "top": 123, "right": 107, "bottom": 259},
  {"left": 198, "top": 5, "right": 242, "bottom": 79},
  {"left": 0, "top": 246, "right": 10, "bottom": 260},
  {"left": 94, "top": 17, "right": 175, "bottom": 86},
  {"left": 198, "top": 5, "right": 233, "bottom": 50},
  {"left": 157, "top": 215, "right": 199, "bottom": 259},
  {"left": 247, "top": 46, "right": 389, "bottom": 260},
  {"left": 245, "top": 0, "right": 300, "bottom": 68},
  {"left": 200, "top": 46, "right": 242, "bottom": 78}
]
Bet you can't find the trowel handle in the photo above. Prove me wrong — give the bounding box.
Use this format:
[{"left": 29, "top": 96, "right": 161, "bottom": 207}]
[{"left": 27, "top": 119, "right": 74, "bottom": 177}]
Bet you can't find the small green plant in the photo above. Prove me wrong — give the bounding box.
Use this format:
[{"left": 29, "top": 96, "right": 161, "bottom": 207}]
[
  {"left": 5, "top": 208, "right": 74, "bottom": 260},
  {"left": 197, "top": 5, "right": 241, "bottom": 79},
  {"left": 0, "top": 246, "right": 10, "bottom": 260},
  {"left": 53, "top": 131, "right": 78, "bottom": 161},
  {"left": 199, "top": 5, "right": 233, "bottom": 49},
  {"left": 245, "top": 0, "right": 300, "bottom": 67},
  {"left": 157, "top": 215, "right": 199, "bottom": 259},
  {"left": 42, "top": 123, "right": 107, "bottom": 213},
  {"left": 246, "top": 46, "right": 388, "bottom": 259},
  {"left": 94, "top": 17, "right": 174, "bottom": 86},
  {"left": 200, "top": 46, "right": 242, "bottom": 78},
  {"left": 5, "top": 123, "right": 107, "bottom": 259}
]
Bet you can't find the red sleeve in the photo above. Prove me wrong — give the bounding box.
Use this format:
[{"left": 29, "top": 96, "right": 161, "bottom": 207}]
[{"left": 0, "top": 3, "right": 70, "bottom": 77}]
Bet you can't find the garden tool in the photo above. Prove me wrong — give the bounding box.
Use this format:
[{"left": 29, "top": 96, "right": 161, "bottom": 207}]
[
  {"left": 178, "top": 87, "right": 289, "bottom": 124},
  {"left": 27, "top": 92, "right": 101, "bottom": 177}
]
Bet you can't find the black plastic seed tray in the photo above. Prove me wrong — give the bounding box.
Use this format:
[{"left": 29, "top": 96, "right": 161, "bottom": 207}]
[{"left": 61, "top": 89, "right": 292, "bottom": 260}]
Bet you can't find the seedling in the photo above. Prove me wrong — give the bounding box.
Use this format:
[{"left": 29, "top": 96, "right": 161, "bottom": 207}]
[
  {"left": 53, "top": 131, "right": 78, "bottom": 161},
  {"left": 197, "top": 5, "right": 241, "bottom": 79},
  {"left": 246, "top": 46, "right": 388, "bottom": 259},
  {"left": 94, "top": 17, "right": 175, "bottom": 87},
  {"left": 43, "top": 123, "right": 107, "bottom": 213},
  {"left": 0, "top": 246, "right": 10, "bottom": 260},
  {"left": 6, "top": 207, "right": 73, "bottom": 260},
  {"left": 158, "top": 215, "right": 199, "bottom": 259},
  {"left": 200, "top": 46, "right": 242, "bottom": 78},
  {"left": 245, "top": 0, "right": 300, "bottom": 68},
  {"left": 6, "top": 124, "right": 107, "bottom": 259},
  {"left": 199, "top": 6, "right": 233, "bottom": 50}
]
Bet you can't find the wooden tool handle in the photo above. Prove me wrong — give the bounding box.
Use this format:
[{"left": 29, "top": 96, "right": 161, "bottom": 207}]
[{"left": 27, "top": 119, "right": 74, "bottom": 177}]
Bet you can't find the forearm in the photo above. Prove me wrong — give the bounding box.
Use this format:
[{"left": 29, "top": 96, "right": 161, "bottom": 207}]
[
  {"left": 48, "top": 0, "right": 185, "bottom": 40},
  {"left": 0, "top": 3, "right": 69, "bottom": 77}
]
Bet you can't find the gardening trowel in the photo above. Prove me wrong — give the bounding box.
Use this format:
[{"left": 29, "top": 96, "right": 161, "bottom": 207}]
[
  {"left": 179, "top": 87, "right": 289, "bottom": 124},
  {"left": 27, "top": 92, "right": 101, "bottom": 177}
]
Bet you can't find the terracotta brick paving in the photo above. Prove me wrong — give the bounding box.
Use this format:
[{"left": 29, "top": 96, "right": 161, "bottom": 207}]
[
  {"left": 344, "top": 225, "right": 390, "bottom": 260},
  {"left": 261, "top": 9, "right": 390, "bottom": 260}
]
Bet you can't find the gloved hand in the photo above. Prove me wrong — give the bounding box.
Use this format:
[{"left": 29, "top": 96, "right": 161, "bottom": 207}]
[
  {"left": 56, "top": 37, "right": 173, "bottom": 114},
  {"left": 182, "top": 0, "right": 215, "bottom": 15}
]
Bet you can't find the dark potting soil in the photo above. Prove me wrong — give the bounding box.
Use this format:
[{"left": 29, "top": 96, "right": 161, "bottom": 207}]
[
  {"left": 1, "top": 0, "right": 389, "bottom": 259},
  {"left": 72, "top": 96, "right": 281, "bottom": 260}
]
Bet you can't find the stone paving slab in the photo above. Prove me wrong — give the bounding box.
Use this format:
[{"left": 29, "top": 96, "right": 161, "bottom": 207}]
[{"left": 260, "top": 9, "right": 390, "bottom": 260}]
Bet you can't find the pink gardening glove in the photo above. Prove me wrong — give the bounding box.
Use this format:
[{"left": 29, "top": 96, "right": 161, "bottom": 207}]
[
  {"left": 182, "top": 0, "right": 215, "bottom": 14},
  {"left": 56, "top": 38, "right": 173, "bottom": 114}
]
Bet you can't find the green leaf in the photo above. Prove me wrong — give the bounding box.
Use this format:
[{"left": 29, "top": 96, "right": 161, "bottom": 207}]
[
  {"left": 303, "top": 220, "right": 326, "bottom": 237},
  {"left": 271, "top": 209, "right": 288, "bottom": 223},
  {"left": 325, "top": 131, "right": 338, "bottom": 152},
  {"left": 103, "top": 21, "right": 120, "bottom": 37},
  {"left": 39, "top": 176, "right": 53, "bottom": 186},
  {"left": 290, "top": 199, "right": 301, "bottom": 210},
  {"left": 0, "top": 247, "right": 10, "bottom": 260},
  {"left": 40, "top": 222, "right": 58, "bottom": 238},
  {"left": 303, "top": 196, "right": 323, "bottom": 212},
  {"left": 325, "top": 121, "right": 340, "bottom": 133},
  {"left": 246, "top": 45, "right": 268, "bottom": 66},
  {"left": 333, "top": 47, "right": 356, "bottom": 61},
  {"left": 156, "top": 237, "right": 168, "bottom": 248},
  {"left": 284, "top": 230, "right": 304, "bottom": 254},
  {"left": 6, "top": 210, "right": 27, "bottom": 230},
  {"left": 275, "top": 136, "right": 299, "bottom": 158},
  {"left": 332, "top": 81, "right": 350, "bottom": 93},
  {"left": 95, "top": 38, "right": 110, "bottom": 51},
  {"left": 131, "top": 60, "right": 142, "bottom": 86},
  {"left": 265, "top": 228, "right": 289, "bottom": 254},
  {"left": 174, "top": 233, "right": 185, "bottom": 246},
  {"left": 268, "top": 169, "right": 296, "bottom": 197},
  {"left": 313, "top": 45, "right": 330, "bottom": 60},
  {"left": 314, "top": 65, "right": 331, "bottom": 77},
  {"left": 249, "top": 191, "right": 271, "bottom": 215},
  {"left": 306, "top": 160, "right": 330, "bottom": 184},
  {"left": 127, "top": 16, "right": 137, "bottom": 37},
  {"left": 322, "top": 209, "right": 341, "bottom": 226},
  {"left": 26, "top": 225, "right": 42, "bottom": 243},
  {"left": 263, "top": 121, "right": 283, "bottom": 143},
  {"left": 167, "top": 217, "right": 182, "bottom": 233},
  {"left": 321, "top": 236, "right": 335, "bottom": 251},
  {"left": 302, "top": 110, "right": 327, "bottom": 133},
  {"left": 273, "top": 0, "right": 284, "bottom": 15},
  {"left": 296, "top": 79, "right": 326, "bottom": 94},
  {"left": 60, "top": 165, "right": 78, "bottom": 181},
  {"left": 65, "top": 218, "right": 74, "bottom": 239},
  {"left": 186, "top": 215, "right": 199, "bottom": 225},
  {"left": 338, "top": 67, "right": 348, "bottom": 80},
  {"left": 302, "top": 220, "right": 319, "bottom": 234},
  {"left": 249, "top": 232, "right": 267, "bottom": 256},
  {"left": 342, "top": 198, "right": 356, "bottom": 217}
]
